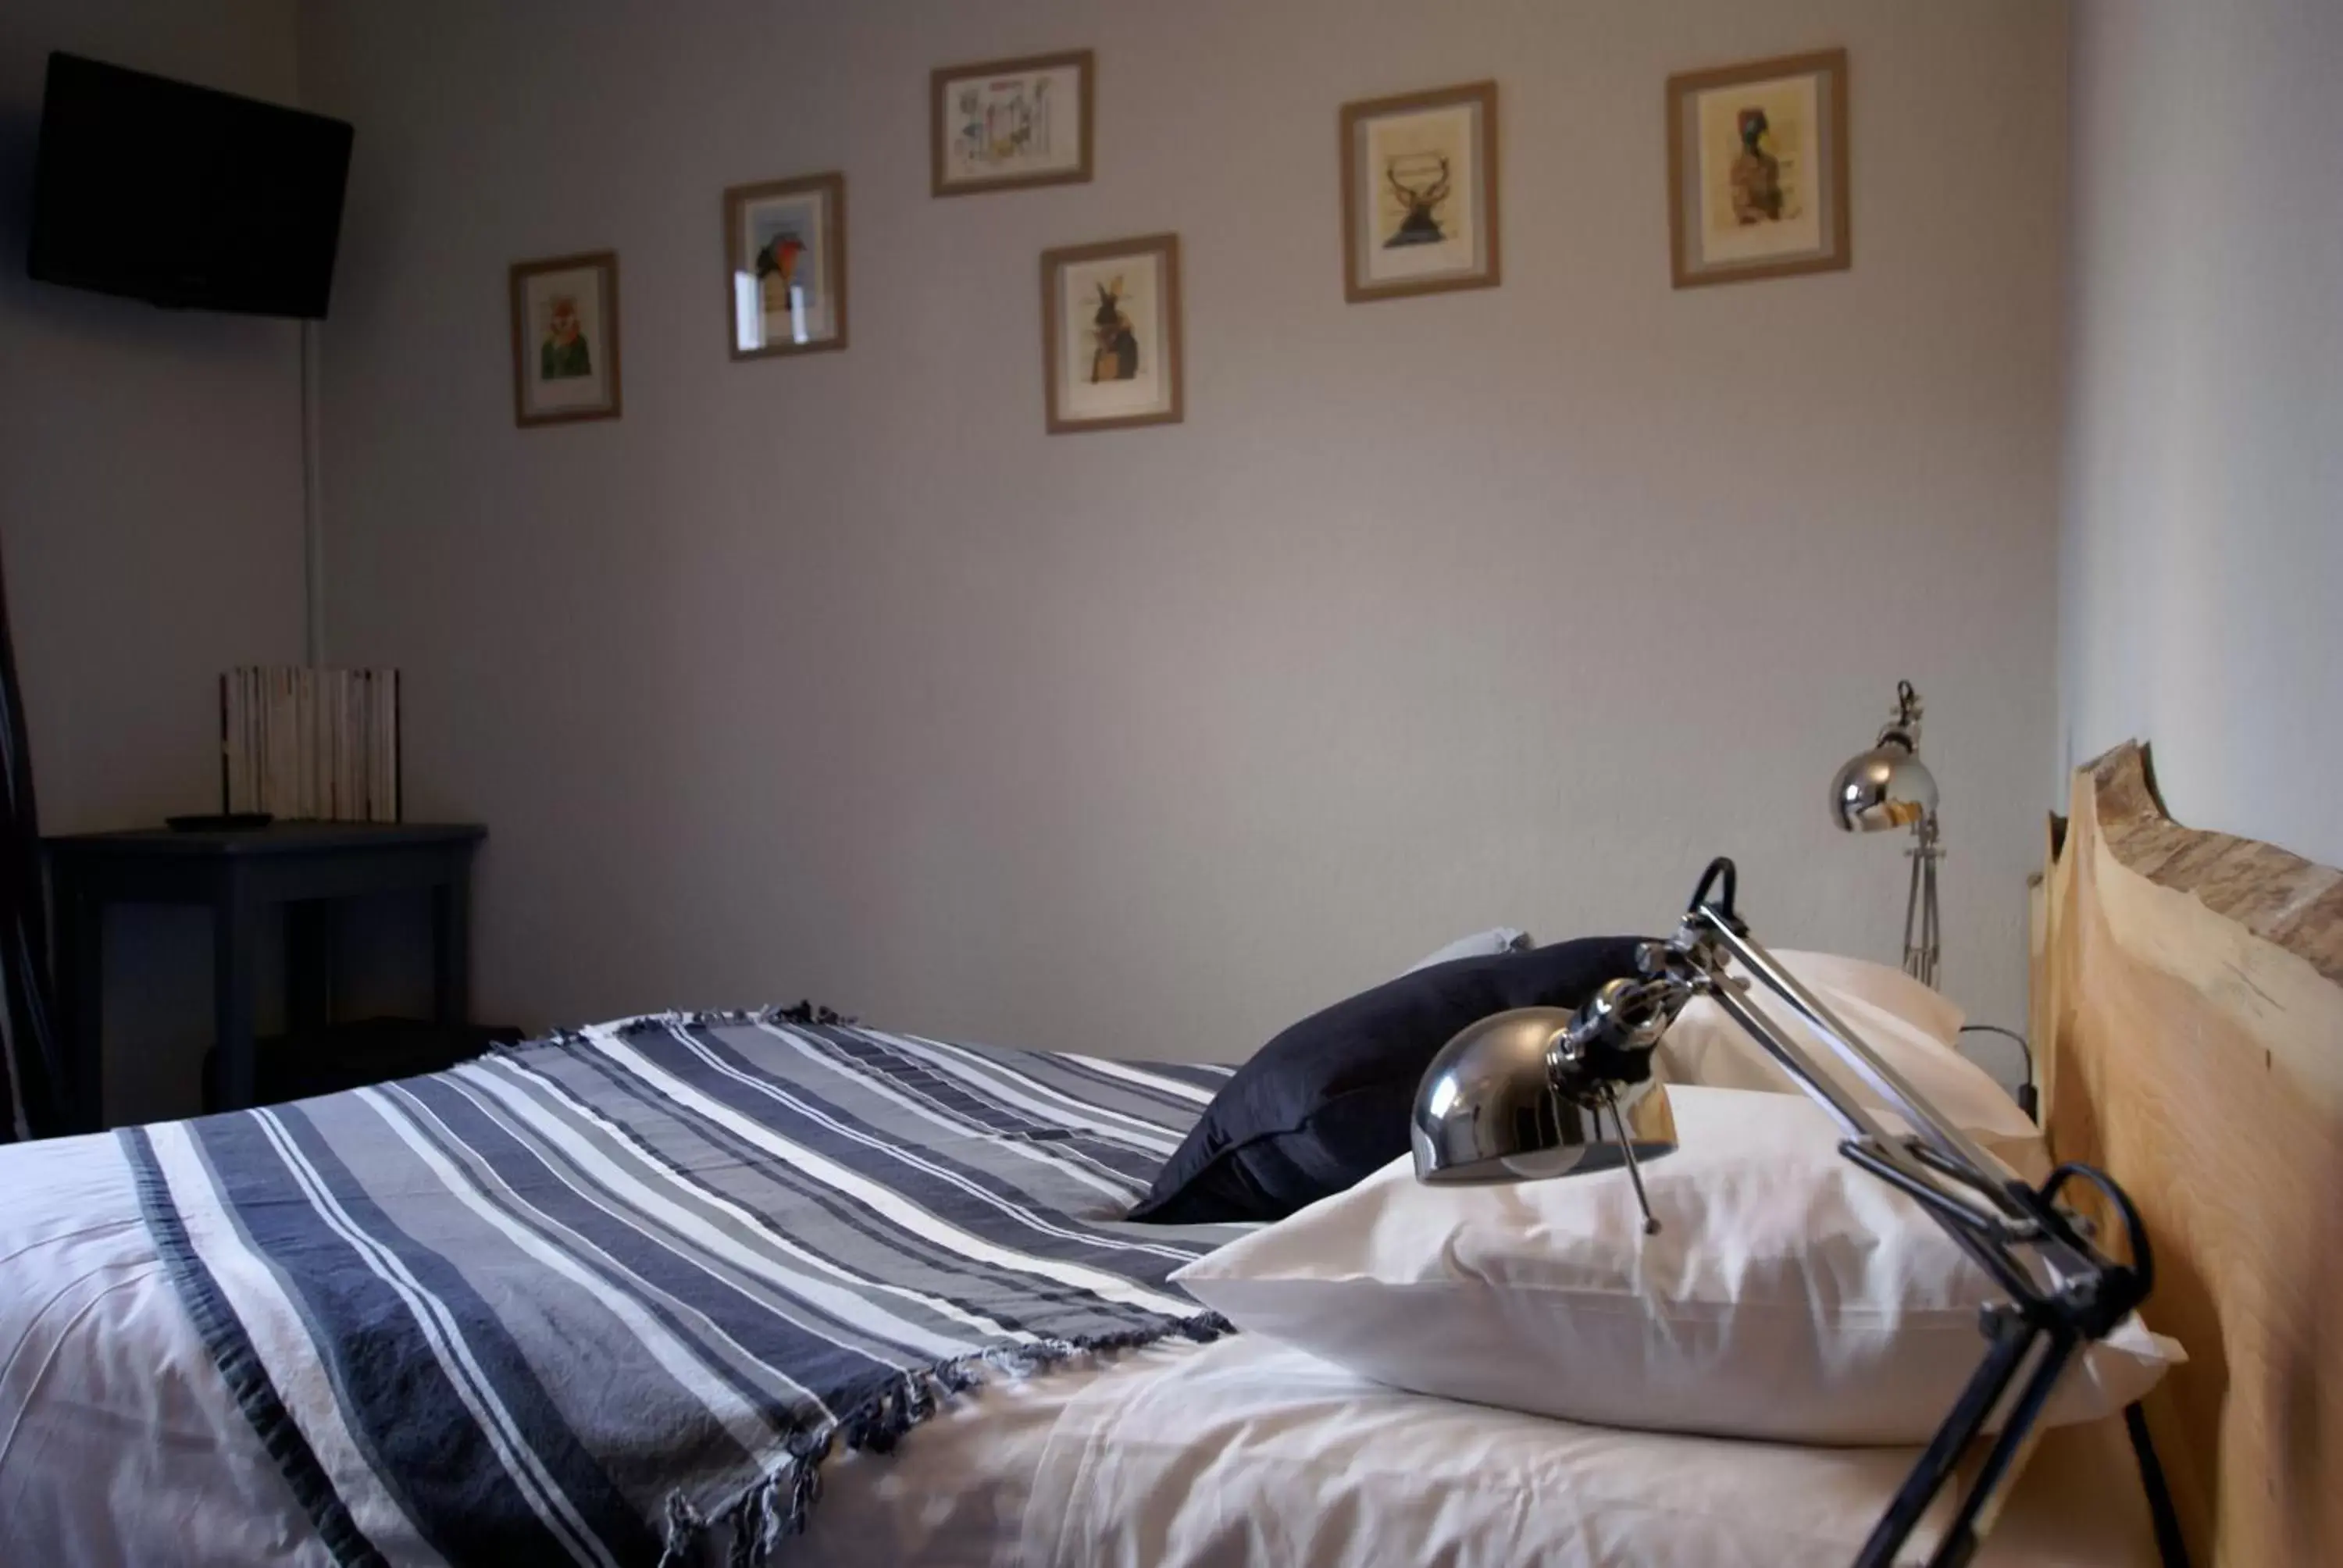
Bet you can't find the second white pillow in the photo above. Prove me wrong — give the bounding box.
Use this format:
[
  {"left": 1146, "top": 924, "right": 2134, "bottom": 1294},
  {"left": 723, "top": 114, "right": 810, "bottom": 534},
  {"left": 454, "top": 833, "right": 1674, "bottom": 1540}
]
[{"left": 1653, "top": 950, "right": 2040, "bottom": 1173}]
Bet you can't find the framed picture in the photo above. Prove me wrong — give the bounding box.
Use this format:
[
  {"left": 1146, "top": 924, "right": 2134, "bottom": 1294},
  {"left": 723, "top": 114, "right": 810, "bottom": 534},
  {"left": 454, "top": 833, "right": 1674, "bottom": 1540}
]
[
  {"left": 1339, "top": 80, "right": 1500, "bottom": 304},
  {"left": 931, "top": 48, "right": 1094, "bottom": 197},
  {"left": 509, "top": 251, "right": 621, "bottom": 426},
  {"left": 1040, "top": 233, "right": 1182, "bottom": 435},
  {"left": 724, "top": 172, "right": 847, "bottom": 360},
  {"left": 1666, "top": 48, "right": 1850, "bottom": 288}
]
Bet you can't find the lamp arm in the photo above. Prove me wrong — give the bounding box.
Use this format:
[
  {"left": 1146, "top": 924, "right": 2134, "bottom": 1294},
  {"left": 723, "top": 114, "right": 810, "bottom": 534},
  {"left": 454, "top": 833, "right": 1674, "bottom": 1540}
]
[
  {"left": 1681, "top": 912, "right": 2099, "bottom": 1298},
  {"left": 1592, "top": 859, "right": 2155, "bottom": 1568},
  {"left": 1689, "top": 907, "right": 2012, "bottom": 1198}
]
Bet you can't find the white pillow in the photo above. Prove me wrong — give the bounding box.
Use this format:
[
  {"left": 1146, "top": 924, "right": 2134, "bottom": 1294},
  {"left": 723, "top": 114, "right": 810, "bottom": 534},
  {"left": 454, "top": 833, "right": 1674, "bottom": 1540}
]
[
  {"left": 1655, "top": 949, "right": 2037, "bottom": 1170},
  {"left": 1401, "top": 927, "right": 1532, "bottom": 974},
  {"left": 1761, "top": 948, "right": 1967, "bottom": 1046},
  {"left": 1174, "top": 1085, "right": 2178, "bottom": 1446}
]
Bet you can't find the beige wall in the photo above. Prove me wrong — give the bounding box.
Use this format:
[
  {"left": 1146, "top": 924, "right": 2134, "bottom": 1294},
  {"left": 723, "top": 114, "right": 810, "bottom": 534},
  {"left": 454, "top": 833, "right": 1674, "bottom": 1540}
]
[
  {"left": 2063, "top": 0, "right": 2343, "bottom": 870},
  {"left": 299, "top": 0, "right": 2067, "bottom": 1067},
  {"left": 0, "top": 0, "right": 307, "bottom": 1122}
]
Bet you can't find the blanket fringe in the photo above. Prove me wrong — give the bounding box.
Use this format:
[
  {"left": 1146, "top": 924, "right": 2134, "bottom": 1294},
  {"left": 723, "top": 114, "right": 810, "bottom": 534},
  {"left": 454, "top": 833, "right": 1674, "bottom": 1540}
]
[
  {"left": 655, "top": 1310, "right": 1233, "bottom": 1566},
  {"left": 516, "top": 1001, "right": 858, "bottom": 1055}
]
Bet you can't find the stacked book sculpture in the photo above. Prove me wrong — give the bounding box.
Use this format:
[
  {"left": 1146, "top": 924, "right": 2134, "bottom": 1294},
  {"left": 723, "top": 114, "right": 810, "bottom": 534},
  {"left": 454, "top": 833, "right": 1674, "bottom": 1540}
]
[{"left": 219, "top": 666, "right": 400, "bottom": 821}]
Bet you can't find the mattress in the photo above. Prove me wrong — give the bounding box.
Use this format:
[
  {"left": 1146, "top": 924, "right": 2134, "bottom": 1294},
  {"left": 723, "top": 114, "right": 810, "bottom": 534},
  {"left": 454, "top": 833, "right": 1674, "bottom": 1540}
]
[{"left": 1, "top": 1133, "right": 2156, "bottom": 1568}]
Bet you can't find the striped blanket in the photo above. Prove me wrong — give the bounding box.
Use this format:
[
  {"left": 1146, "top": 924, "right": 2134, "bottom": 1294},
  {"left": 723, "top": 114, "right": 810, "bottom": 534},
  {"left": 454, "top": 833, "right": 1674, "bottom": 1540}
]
[{"left": 122, "top": 1010, "right": 1246, "bottom": 1567}]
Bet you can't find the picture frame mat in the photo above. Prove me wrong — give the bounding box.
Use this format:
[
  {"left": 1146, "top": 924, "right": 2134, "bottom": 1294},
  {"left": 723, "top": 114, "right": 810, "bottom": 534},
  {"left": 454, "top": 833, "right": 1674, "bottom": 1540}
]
[
  {"left": 1357, "top": 100, "right": 1486, "bottom": 286},
  {"left": 1057, "top": 248, "right": 1169, "bottom": 421},
  {"left": 1692, "top": 71, "right": 1824, "bottom": 264}
]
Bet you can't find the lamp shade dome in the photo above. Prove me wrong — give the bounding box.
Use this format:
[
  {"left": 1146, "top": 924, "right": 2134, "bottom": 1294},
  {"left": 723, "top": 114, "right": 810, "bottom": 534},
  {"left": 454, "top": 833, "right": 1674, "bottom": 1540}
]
[
  {"left": 1410, "top": 1007, "right": 1676, "bottom": 1185},
  {"left": 1830, "top": 739, "right": 1938, "bottom": 832}
]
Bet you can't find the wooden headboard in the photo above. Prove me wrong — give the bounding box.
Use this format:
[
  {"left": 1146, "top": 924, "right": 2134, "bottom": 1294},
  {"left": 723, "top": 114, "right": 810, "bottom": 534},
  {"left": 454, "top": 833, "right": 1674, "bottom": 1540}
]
[{"left": 2030, "top": 742, "right": 2342, "bottom": 1566}]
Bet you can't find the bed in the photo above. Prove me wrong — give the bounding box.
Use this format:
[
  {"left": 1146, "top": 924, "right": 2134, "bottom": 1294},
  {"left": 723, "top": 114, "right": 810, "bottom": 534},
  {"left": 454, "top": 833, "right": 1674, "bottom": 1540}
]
[
  {"left": 0, "top": 1111, "right": 2159, "bottom": 1568},
  {"left": 2, "top": 740, "right": 2331, "bottom": 1566}
]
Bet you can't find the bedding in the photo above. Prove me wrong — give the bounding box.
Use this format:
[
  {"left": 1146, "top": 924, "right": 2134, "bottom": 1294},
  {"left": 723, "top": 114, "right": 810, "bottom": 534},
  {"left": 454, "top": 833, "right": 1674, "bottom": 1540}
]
[
  {"left": 1653, "top": 949, "right": 2040, "bottom": 1167},
  {"left": 1742, "top": 948, "right": 1966, "bottom": 1046},
  {"left": 0, "top": 990, "right": 2161, "bottom": 1568},
  {"left": 1020, "top": 1332, "right": 2160, "bottom": 1566},
  {"left": 0, "top": 1122, "right": 1194, "bottom": 1568},
  {"left": 1401, "top": 926, "right": 1533, "bottom": 972},
  {"left": 1175, "top": 1085, "right": 2177, "bottom": 1445},
  {"left": 2, "top": 1185, "right": 2156, "bottom": 1568},
  {"left": 1130, "top": 935, "right": 1648, "bottom": 1225},
  {"left": 93, "top": 1013, "right": 1246, "bottom": 1566}
]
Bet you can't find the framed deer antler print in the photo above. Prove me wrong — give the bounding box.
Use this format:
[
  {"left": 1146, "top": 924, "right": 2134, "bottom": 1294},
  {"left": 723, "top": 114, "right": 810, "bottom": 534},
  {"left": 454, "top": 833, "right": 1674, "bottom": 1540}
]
[
  {"left": 1339, "top": 80, "right": 1500, "bottom": 304},
  {"left": 1040, "top": 233, "right": 1182, "bottom": 434}
]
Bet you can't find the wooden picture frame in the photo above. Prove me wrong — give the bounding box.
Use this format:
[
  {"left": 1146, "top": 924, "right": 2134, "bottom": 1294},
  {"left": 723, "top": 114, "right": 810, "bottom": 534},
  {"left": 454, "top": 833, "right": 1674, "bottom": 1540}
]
[
  {"left": 931, "top": 48, "right": 1095, "bottom": 198},
  {"left": 1339, "top": 80, "right": 1501, "bottom": 305},
  {"left": 509, "top": 251, "right": 622, "bottom": 427},
  {"left": 1040, "top": 233, "right": 1182, "bottom": 435},
  {"left": 723, "top": 172, "right": 847, "bottom": 361},
  {"left": 1666, "top": 48, "right": 1851, "bottom": 288}
]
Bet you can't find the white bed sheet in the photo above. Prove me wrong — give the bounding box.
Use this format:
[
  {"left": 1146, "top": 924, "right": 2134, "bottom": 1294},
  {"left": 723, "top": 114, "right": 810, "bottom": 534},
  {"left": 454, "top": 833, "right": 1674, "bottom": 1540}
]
[
  {"left": 1021, "top": 1334, "right": 2158, "bottom": 1568},
  {"left": 2, "top": 1131, "right": 2155, "bottom": 1568}
]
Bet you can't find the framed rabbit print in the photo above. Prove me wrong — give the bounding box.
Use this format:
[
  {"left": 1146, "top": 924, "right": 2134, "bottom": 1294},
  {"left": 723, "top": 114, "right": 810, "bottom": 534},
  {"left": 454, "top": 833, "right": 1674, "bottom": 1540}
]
[
  {"left": 1040, "top": 233, "right": 1182, "bottom": 435},
  {"left": 1339, "top": 80, "right": 1500, "bottom": 304}
]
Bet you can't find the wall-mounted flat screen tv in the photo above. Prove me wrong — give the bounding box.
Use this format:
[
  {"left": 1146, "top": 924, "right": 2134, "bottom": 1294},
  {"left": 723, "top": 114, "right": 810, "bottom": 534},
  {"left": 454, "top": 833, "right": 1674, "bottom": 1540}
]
[{"left": 27, "top": 53, "right": 354, "bottom": 319}]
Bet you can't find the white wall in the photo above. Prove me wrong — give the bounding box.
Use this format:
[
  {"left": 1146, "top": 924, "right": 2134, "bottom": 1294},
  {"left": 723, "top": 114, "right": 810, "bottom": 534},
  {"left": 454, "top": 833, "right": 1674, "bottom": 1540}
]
[
  {"left": 2063, "top": 0, "right": 2342, "bottom": 869},
  {"left": 299, "top": 0, "right": 2067, "bottom": 1067},
  {"left": 0, "top": 0, "right": 308, "bottom": 1123}
]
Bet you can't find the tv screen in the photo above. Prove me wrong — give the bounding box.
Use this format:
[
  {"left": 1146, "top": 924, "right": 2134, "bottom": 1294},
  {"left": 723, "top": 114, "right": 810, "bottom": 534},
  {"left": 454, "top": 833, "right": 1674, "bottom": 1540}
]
[{"left": 27, "top": 53, "right": 353, "bottom": 319}]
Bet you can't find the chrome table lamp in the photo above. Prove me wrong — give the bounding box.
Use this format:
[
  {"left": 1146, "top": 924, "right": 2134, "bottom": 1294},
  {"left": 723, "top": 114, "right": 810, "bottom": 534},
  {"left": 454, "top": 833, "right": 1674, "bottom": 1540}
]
[
  {"left": 1831, "top": 680, "right": 1943, "bottom": 988},
  {"left": 1411, "top": 859, "right": 2151, "bottom": 1568}
]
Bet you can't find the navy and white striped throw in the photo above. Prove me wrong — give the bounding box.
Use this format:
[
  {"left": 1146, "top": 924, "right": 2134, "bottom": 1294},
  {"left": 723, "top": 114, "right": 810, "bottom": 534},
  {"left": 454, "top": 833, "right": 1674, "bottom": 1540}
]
[{"left": 123, "top": 1010, "right": 1246, "bottom": 1566}]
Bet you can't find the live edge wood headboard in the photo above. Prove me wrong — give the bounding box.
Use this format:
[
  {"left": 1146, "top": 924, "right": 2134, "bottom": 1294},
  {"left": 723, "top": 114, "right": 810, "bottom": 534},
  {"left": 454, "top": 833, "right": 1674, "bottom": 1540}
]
[{"left": 2030, "top": 742, "right": 2342, "bottom": 1566}]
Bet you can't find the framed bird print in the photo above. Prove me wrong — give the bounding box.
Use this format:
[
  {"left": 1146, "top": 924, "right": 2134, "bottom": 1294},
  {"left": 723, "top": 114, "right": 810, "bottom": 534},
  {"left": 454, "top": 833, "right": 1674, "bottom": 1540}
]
[
  {"left": 932, "top": 48, "right": 1094, "bottom": 197},
  {"left": 1666, "top": 49, "right": 1850, "bottom": 288},
  {"left": 724, "top": 172, "right": 847, "bottom": 359},
  {"left": 510, "top": 251, "right": 621, "bottom": 426},
  {"left": 1339, "top": 80, "right": 1500, "bottom": 304},
  {"left": 1040, "top": 233, "right": 1182, "bottom": 435}
]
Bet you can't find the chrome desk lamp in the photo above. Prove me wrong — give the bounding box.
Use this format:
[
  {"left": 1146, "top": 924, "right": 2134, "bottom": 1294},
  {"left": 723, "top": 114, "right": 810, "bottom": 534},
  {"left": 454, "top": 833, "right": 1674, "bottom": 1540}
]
[
  {"left": 1411, "top": 859, "right": 2151, "bottom": 1568},
  {"left": 1831, "top": 680, "right": 1943, "bottom": 988}
]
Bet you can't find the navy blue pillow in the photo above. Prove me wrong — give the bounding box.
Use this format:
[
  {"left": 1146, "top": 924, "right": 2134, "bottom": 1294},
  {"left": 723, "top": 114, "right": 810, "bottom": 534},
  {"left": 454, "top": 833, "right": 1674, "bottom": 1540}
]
[{"left": 1129, "top": 935, "right": 1649, "bottom": 1224}]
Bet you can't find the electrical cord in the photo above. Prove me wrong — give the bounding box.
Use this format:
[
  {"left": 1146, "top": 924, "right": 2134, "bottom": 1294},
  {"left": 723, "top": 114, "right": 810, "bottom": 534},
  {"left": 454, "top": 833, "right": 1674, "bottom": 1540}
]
[
  {"left": 2040, "top": 1162, "right": 2186, "bottom": 1566},
  {"left": 2124, "top": 1402, "right": 2192, "bottom": 1568},
  {"left": 1957, "top": 1024, "right": 2038, "bottom": 1121},
  {"left": 1988, "top": 1063, "right": 2187, "bottom": 1567}
]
